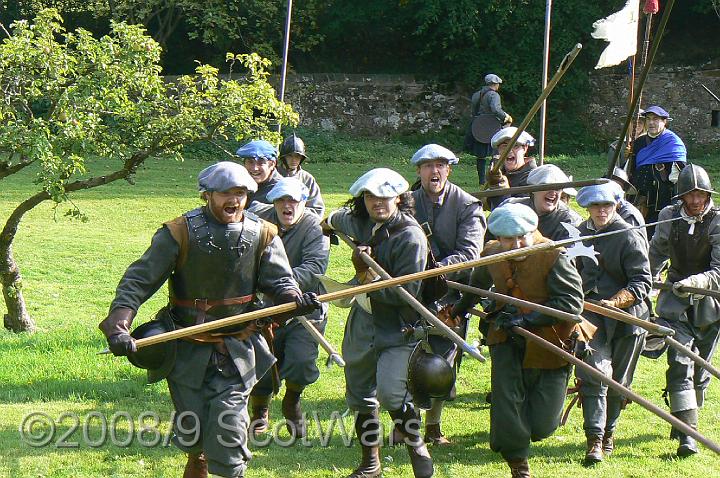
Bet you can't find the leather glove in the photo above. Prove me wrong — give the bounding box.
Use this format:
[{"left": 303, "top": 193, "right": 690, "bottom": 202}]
[
  {"left": 108, "top": 333, "right": 137, "bottom": 356},
  {"left": 486, "top": 169, "right": 509, "bottom": 189},
  {"left": 672, "top": 275, "right": 706, "bottom": 298},
  {"left": 99, "top": 307, "right": 137, "bottom": 357},
  {"left": 450, "top": 300, "right": 471, "bottom": 321},
  {"left": 600, "top": 288, "right": 636, "bottom": 309},
  {"left": 293, "top": 292, "right": 322, "bottom": 317},
  {"left": 503, "top": 114, "right": 513, "bottom": 125},
  {"left": 352, "top": 246, "right": 371, "bottom": 274},
  {"left": 320, "top": 218, "right": 334, "bottom": 236},
  {"left": 494, "top": 311, "right": 526, "bottom": 332},
  {"left": 672, "top": 281, "right": 690, "bottom": 298},
  {"left": 495, "top": 310, "right": 552, "bottom": 331}
]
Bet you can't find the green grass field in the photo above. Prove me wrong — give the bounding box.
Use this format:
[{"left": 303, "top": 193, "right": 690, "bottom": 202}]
[{"left": 1, "top": 134, "right": 719, "bottom": 477}]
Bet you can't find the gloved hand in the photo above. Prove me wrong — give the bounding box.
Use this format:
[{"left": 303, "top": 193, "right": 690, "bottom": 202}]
[
  {"left": 672, "top": 275, "right": 706, "bottom": 298},
  {"left": 494, "top": 312, "right": 526, "bottom": 332},
  {"left": 352, "top": 246, "right": 371, "bottom": 274},
  {"left": 486, "top": 169, "right": 509, "bottom": 189},
  {"left": 450, "top": 300, "right": 471, "bottom": 321},
  {"left": 293, "top": 292, "right": 322, "bottom": 317},
  {"left": 503, "top": 114, "right": 513, "bottom": 125},
  {"left": 495, "top": 310, "right": 552, "bottom": 331},
  {"left": 99, "top": 307, "right": 136, "bottom": 356},
  {"left": 599, "top": 288, "right": 636, "bottom": 309},
  {"left": 108, "top": 332, "right": 137, "bottom": 356},
  {"left": 320, "top": 219, "right": 334, "bottom": 236}
]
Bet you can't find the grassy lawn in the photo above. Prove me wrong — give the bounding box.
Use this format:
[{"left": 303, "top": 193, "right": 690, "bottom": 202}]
[{"left": 1, "top": 134, "right": 719, "bottom": 477}]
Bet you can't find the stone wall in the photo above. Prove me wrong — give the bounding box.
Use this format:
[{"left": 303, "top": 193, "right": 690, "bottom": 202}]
[
  {"left": 587, "top": 67, "right": 720, "bottom": 152},
  {"left": 169, "top": 70, "right": 720, "bottom": 150},
  {"left": 278, "top": 74, "right": 467, "bottom": 135}
]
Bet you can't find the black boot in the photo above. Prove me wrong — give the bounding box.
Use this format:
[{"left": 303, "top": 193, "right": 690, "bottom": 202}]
[
  {"left": 506, "top": 457, "right": 530, "bottom": 478},
  {"left": 584, "top": 435, "right": 604, "bottom": 465},
  {"left": 389, "top": 404, "right": 434, "bottom": 478},
  {"left": 672, "top": 409, "right": 699, "bottom": 457},
  {"left": 347, "top": 412, "right": 382, "bottom": 478},
  {"left": 183, "top": 452, "right": 208, "bottom": 478},
  {"left": 249, "top": 395, "right": 270, "bottom": 434},
  {"left": 282, "top": 387, "right": 306, "bottom": 438}
]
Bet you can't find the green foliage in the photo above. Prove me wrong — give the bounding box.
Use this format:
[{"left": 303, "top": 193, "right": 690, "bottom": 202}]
[{"left": 0, "top": 8, "right": 297, "bottom": 206}]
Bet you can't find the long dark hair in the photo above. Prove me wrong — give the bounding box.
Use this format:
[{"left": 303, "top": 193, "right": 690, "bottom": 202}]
[{"left": 344, "top": 192, "right": 415, "bottom": 218}]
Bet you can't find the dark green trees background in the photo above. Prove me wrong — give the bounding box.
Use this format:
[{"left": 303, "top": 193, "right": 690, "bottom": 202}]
[{"left": 2, "top": 0, "right": 718, "bottom": 149}]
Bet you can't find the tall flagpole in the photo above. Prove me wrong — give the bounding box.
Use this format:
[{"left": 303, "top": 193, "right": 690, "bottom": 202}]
[
  {"left": 538, "top": 0, "right": 552, "bottom": 165},
  {"left": 277, "top": 0, "right": 293, "bottom": 132}
]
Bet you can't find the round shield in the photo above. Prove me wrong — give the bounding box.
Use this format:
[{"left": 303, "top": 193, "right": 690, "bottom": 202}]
[{"left": 471, "top": 114, "right": 502, "bottom": 143}]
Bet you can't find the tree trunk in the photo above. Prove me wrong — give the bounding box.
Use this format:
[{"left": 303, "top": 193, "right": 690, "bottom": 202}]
[
  {"left": 0, "top": 153, "right": 148, "bottom": 333},
  {"left": 1, "top": 242, "right": 35, "bottom": 333}
]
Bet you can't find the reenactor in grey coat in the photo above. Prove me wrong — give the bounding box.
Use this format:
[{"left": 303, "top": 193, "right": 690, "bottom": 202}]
[
  {"left": 248, "top": 177, "right": 330, "bottom": 438},
  {"left": 486, "top": 127, "right": 538, "bottom": 210},
  {"left": 236, "top": 139, "right": 283, "bottom": 206},
  {"left": 611, "top": 167, "right": 646, "bottom": 238},
  {"left": 409, "top": 144, "right": 486, "bottom": 445},
  {"left": 277, "top": 133, "right": 326, "bottom": 217},
  {"left": 465, "top": 73, "right": 513, "bottom": 185},
  {"left": 649, "top": 164, "right": 720, "bottom": 457},
  {"left": 99, "top": 162, "right": 320, "bottom": 478},
  {"left": 326, "top": 168, "right": 434, "bottom": 478},
  {"left": 574, "top": 183, "right": 652, "bottom": 464},
  {"left": 452, "top": 203, "right": 586, "bottom": 478},
  {"left": 502, "top": 164, "right": 582, "bottom": 241}
]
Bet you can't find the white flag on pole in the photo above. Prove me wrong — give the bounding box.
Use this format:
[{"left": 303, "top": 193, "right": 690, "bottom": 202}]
[{"left": 592, "top": 0, "right": 640, "bottom": 69}]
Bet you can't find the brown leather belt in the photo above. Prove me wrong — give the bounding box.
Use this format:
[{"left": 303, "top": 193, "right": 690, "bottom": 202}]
[
  {"left": 171, "top": 294, "right": 255, "bottom": 311},
  {"left": 181, "top": 325, "right": 258, "bottom": 344},
  {"left": 171, "top": 294, "right": 255, "bottom": 325}
]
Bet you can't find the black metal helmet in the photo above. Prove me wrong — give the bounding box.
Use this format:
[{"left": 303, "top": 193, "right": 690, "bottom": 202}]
[
  {"left": 279, "top": 134, "right": 307, "bottom": 159},
  {"left": 611, "top": 167, "right": 637, "bottom": 195},
  {"left": 127, "top": 310, "right": 176, "bottom": 383},
  {"left": 407, "top": 341, "right": 455, "bottom": 410},
  {"left": 673, "top": 164, "right": 714, "bottom": 199}
]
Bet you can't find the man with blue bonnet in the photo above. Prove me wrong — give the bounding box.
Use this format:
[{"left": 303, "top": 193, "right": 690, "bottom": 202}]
[
  {"left": 236, "top": 139, "right": 284, "bottom": 206},
  {"left": 464, "top": 74, "right": 513, "bottom": 186},
  {"left": 485, "top": 126, "right": 538, "bottom": 210},
  {"left": 501, "top": 163, "right": 582, "bottom": 241},
  {"left": 573, "top": 182, "right": 652, "bottom": 464},
  {"left": 649, "top": 164, "right": 720, "bottom": 457},
  {"left": 408, "top": 144, "right": 486, "bottom": 445},
  {"left": 247, "top": 177, "right": 330, "bottom": 438},
  {"left": 451, "top": 202, "right": 587, "bottom": 478},
  {"left": 627, "top": 105, "right": 687, "bottom": 234},
  {"left": 99, "top": 161, "right": 321, "bottom": 478},
  {"left": 325, "top": 168, "right": 434, "bottom": 478},
  {"left": 277, "top": 133, "right": 325, "bottom": 217}
]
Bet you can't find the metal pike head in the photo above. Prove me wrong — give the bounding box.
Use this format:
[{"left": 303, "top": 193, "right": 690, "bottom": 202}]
[{"left": 561, "top": 222, "right": 600, "bottom": 265}]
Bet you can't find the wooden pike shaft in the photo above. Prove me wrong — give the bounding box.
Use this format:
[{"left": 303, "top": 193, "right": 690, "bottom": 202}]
[
  {"left": 665, "top": 337, "right": 720, "bottom": 381},
  {"left": 583, "top": 299, "right": 675, "bottom": 336},
  {"left": 489, "top": 43, "right": 582, "bottom": 177},
  {"left": 447, "top": 281, "right": 582, "bottom": 324},
  {"left": 334, "top": 231, "right": 486, "bottom": 362},
  {"left": 606, "top": 0, "right": 677, "bottom": 177},
  {"left": 472, "top": 178, "right": 609, "bottom": 199},
  {"left": 510, "top": 326, "right": 720, "bottom": 456},
  {"left": 295, "top": 315, "right": 345, "bottom": 367},
  {"left": 130, "top": 219, "right": 660, "bottom": 350},
  {"left": 653, "top": 281, "right": 720, "bottom": 301}
]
